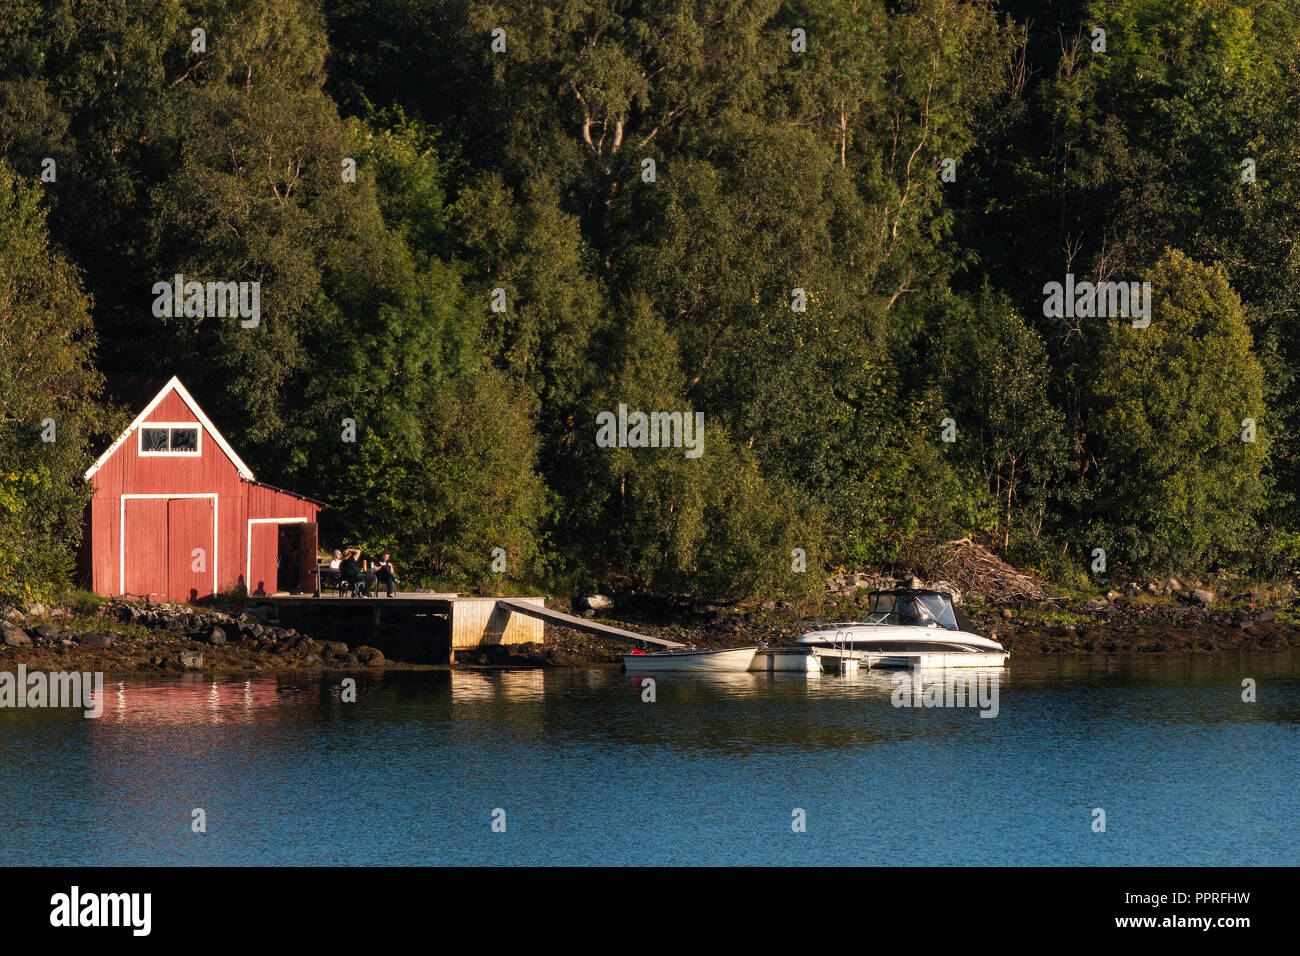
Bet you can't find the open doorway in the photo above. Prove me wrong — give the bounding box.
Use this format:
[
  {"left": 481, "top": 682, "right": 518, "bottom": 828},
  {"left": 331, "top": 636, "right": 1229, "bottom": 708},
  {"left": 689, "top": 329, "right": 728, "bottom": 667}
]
[{"left": 276, "top": 525, "right": 302, "bottom": 593}]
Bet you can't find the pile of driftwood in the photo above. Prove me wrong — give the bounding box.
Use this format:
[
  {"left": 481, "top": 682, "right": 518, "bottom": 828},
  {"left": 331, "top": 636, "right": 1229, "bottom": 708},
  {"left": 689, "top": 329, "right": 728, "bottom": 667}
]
[{"left": 922, "top": 538, "right": 1047, "bottom": 605}]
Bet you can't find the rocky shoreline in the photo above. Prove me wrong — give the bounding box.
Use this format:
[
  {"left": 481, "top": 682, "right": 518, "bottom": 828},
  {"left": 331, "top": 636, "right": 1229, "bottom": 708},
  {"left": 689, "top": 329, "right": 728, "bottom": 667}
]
[
  {"left": 0, "top": 599, "right": 396, "bottom": 674},
  {"left": 3, "top": 578, "right": 1300, "bottom": 675}
]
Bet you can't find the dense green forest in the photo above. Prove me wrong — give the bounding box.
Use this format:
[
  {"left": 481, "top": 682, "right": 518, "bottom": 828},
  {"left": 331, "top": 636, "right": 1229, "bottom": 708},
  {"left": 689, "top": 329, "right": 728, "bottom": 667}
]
[{"left": 1, "top": 0, "right": 1297, "bottom": 603}]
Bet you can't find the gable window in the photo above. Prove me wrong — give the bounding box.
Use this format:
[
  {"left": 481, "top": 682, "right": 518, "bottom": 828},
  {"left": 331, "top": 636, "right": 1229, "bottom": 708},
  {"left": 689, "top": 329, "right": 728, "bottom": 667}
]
[
  {"left": 169, "top": 428, "right": 198, "bottom": 451},
  {"left": 138, "top": 424, "right": 201, "bottom": 456},
  {"left": 141, "top": 429, "right": 169, "bottom": 451}
]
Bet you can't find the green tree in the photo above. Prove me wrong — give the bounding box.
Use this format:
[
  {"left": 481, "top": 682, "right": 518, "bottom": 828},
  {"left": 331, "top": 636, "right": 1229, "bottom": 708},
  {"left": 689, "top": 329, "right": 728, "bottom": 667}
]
[
  {"left": 0, "top": 164, "right": 108, "bottom": 600},
  {"left": 331, "top": 368, "right": 549, "bottom": 587},
  {"left": 149, "top": 0, "right": 464, "bottom": 481},
  {"left": 564, "top": 296, "right": 823, "bottom": 602},
  {"left": 932, "top": 288, "right": 1067, "bottom": 553},
  {"left": 1087, "top": 249, "right": 1267, "bottom": 573}
]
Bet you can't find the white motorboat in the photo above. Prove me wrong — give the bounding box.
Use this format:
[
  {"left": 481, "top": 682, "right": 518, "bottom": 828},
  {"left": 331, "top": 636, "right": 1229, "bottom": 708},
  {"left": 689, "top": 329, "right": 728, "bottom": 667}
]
[
  {"left": 622, "top": 645, "right": 759, "bottom": 672},
  {"left": 797, "top": 589, "right": 1008, "bottom": 667}
]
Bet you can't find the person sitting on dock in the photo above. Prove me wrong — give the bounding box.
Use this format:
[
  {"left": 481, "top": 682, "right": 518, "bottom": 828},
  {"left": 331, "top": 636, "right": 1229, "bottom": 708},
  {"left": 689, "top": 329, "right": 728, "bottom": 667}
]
[
  {"left": 373, "top": 552, "right": 398, "bottom": 598},
  {"left": 339, "top": 548, "right": 376, "bottom": 597},
  {"left": 318, "top": 550, "right": 344, "bottom": 589}
]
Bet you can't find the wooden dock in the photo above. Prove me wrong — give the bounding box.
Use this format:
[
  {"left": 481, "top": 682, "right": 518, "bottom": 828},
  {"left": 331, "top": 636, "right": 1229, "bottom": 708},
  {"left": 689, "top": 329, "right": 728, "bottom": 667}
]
[{"left": 260, "top": 591, "right": 680, "bottom": 660}]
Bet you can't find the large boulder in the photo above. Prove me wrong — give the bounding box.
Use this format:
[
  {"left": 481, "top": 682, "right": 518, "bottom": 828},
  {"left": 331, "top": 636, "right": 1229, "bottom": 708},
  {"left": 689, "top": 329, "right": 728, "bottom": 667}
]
[
  {"left": 2, "top": 625, "right": 31, "bottom": 646},
  {"left": 355, "top": 645, "right": 385, "bottom": 666},
  {"left": 178, "top": 649, "right": 204, "bottom": 671},
  {"left": 321, "top": 640, "right": 350, "bottom": 658},
  {"left": 207, "top": 627, "right": 228, "bottom": 646},
  {"left": 459, "top": 645, "right": 512, "bottom": 665},
  {"left": 78, "top": 633, "right": 115, "bottom": 648},
  {"left": 582, "top": 594, "right": 615, "bottom": 612},
  {"left": 1191, "top": 589, "right": 1216, "bottom": 607},
  {"left": 483, "top": 644, "right": 512, "bottom": 664}
]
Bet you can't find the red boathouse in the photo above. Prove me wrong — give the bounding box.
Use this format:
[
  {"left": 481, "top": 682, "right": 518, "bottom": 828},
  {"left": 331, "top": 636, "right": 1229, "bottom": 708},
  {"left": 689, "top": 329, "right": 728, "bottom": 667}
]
[{"left": 80, "top": 376, "right": 322, "bottom": 602}]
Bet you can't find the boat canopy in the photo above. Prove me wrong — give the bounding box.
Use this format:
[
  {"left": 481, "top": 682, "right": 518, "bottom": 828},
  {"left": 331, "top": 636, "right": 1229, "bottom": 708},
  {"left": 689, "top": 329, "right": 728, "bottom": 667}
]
[{"left": 867, "top": 590, "right": 959, "bottom": 631}]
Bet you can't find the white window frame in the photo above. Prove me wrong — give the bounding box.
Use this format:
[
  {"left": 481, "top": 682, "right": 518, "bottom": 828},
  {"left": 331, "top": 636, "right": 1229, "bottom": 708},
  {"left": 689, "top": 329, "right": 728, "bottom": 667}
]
[{"left": 137, "top": 421, "right": 203, "bottom": 458}]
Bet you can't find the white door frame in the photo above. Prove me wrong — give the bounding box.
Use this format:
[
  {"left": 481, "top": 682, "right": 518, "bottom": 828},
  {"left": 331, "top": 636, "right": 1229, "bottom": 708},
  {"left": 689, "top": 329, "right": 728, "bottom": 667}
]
[
  {"left": 119, "top": 493, "right": 219, "bottom": 598},
  {"left": 246, "top": 516, "right": 310, "bottom": 594}
]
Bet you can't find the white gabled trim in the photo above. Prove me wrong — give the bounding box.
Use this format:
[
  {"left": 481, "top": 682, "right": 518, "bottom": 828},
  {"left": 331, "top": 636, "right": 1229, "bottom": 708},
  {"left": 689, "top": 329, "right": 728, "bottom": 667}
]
[
  {"left": 246, "top": 516, "right": 310, "bottom": 593},
  {"left": 119, "top": 493, "right": 219, "bottom": 599},
  {"left": 86, "top": 376, "right": 255, "bottom": 481}
]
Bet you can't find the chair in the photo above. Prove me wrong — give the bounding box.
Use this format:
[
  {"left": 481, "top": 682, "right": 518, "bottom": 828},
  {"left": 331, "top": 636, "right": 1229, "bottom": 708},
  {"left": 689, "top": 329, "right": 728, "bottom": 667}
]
[{"left": 338, "top": 574, "right": 369, "bottom": 598}]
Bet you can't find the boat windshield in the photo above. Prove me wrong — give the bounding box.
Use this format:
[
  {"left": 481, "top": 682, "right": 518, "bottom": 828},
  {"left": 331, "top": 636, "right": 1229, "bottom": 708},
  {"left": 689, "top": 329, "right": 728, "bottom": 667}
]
[{"left": 866, "top": 592, "right": 959, "bottom": 630}]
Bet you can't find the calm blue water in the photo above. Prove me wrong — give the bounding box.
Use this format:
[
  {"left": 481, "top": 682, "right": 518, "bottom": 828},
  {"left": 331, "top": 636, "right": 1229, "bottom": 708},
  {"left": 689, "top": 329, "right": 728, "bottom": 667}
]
[{"left": 1, "top": 651, "right": 1296, "bottom": 865}]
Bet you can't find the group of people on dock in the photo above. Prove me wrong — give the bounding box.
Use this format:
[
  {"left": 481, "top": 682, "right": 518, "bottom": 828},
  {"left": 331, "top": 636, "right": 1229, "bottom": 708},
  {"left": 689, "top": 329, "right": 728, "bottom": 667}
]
[{"left": 320, "top": 548, "right": 399, "bottom": 597}]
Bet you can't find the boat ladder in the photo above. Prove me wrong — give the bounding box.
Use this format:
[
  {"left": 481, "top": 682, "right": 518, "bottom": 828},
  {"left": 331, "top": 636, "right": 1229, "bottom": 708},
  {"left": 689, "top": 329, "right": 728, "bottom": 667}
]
[{"left": 828, "top": 629, "right": 860, "bottom": 676}]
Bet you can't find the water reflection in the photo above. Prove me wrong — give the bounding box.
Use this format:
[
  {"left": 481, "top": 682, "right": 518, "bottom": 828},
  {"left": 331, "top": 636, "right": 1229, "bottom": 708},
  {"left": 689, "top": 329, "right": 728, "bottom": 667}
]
[
  {"left": 91, "top": 676, "right": 322, "bottom": 725},
  {"left": 451, "top": 669, "right": 546, "bottom": 703},
  {"left": 0, "top": 651, "right": 1295, "bottom": 865}
]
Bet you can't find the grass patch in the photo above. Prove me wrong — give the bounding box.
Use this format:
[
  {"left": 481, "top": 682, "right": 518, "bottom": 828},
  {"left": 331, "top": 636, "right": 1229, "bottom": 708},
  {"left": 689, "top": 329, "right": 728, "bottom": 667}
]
[
  {"left": 1033, "top": 607, "right": 1095, "bottom": 626},
  {"left": 51, "top": 589, "right": 109, "bottom": 616},
  {"left": 59, "top": 612, "right": 159, "bottom": 641}
]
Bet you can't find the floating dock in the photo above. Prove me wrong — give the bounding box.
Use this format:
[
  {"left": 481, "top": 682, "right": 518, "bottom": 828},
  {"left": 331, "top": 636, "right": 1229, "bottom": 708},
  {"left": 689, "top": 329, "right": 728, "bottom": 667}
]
[
  {"left": 748, "top": 647, "right": 822, "bottom": 673},
  {"left": 262, "top": 593, "right": 543, "bottom": 658}
]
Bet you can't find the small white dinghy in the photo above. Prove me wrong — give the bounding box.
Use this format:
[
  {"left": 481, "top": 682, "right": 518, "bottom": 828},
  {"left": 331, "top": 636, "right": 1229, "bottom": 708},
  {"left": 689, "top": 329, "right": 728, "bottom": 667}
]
[{"left": 622, "top": 645, "right": 758, "bottom": 673}]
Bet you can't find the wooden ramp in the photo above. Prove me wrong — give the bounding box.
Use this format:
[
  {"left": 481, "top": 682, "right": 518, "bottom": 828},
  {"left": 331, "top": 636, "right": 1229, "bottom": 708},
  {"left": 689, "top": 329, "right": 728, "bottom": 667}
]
[{"left": 495, "top": 599, "right": 684, "bottom": 649}]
